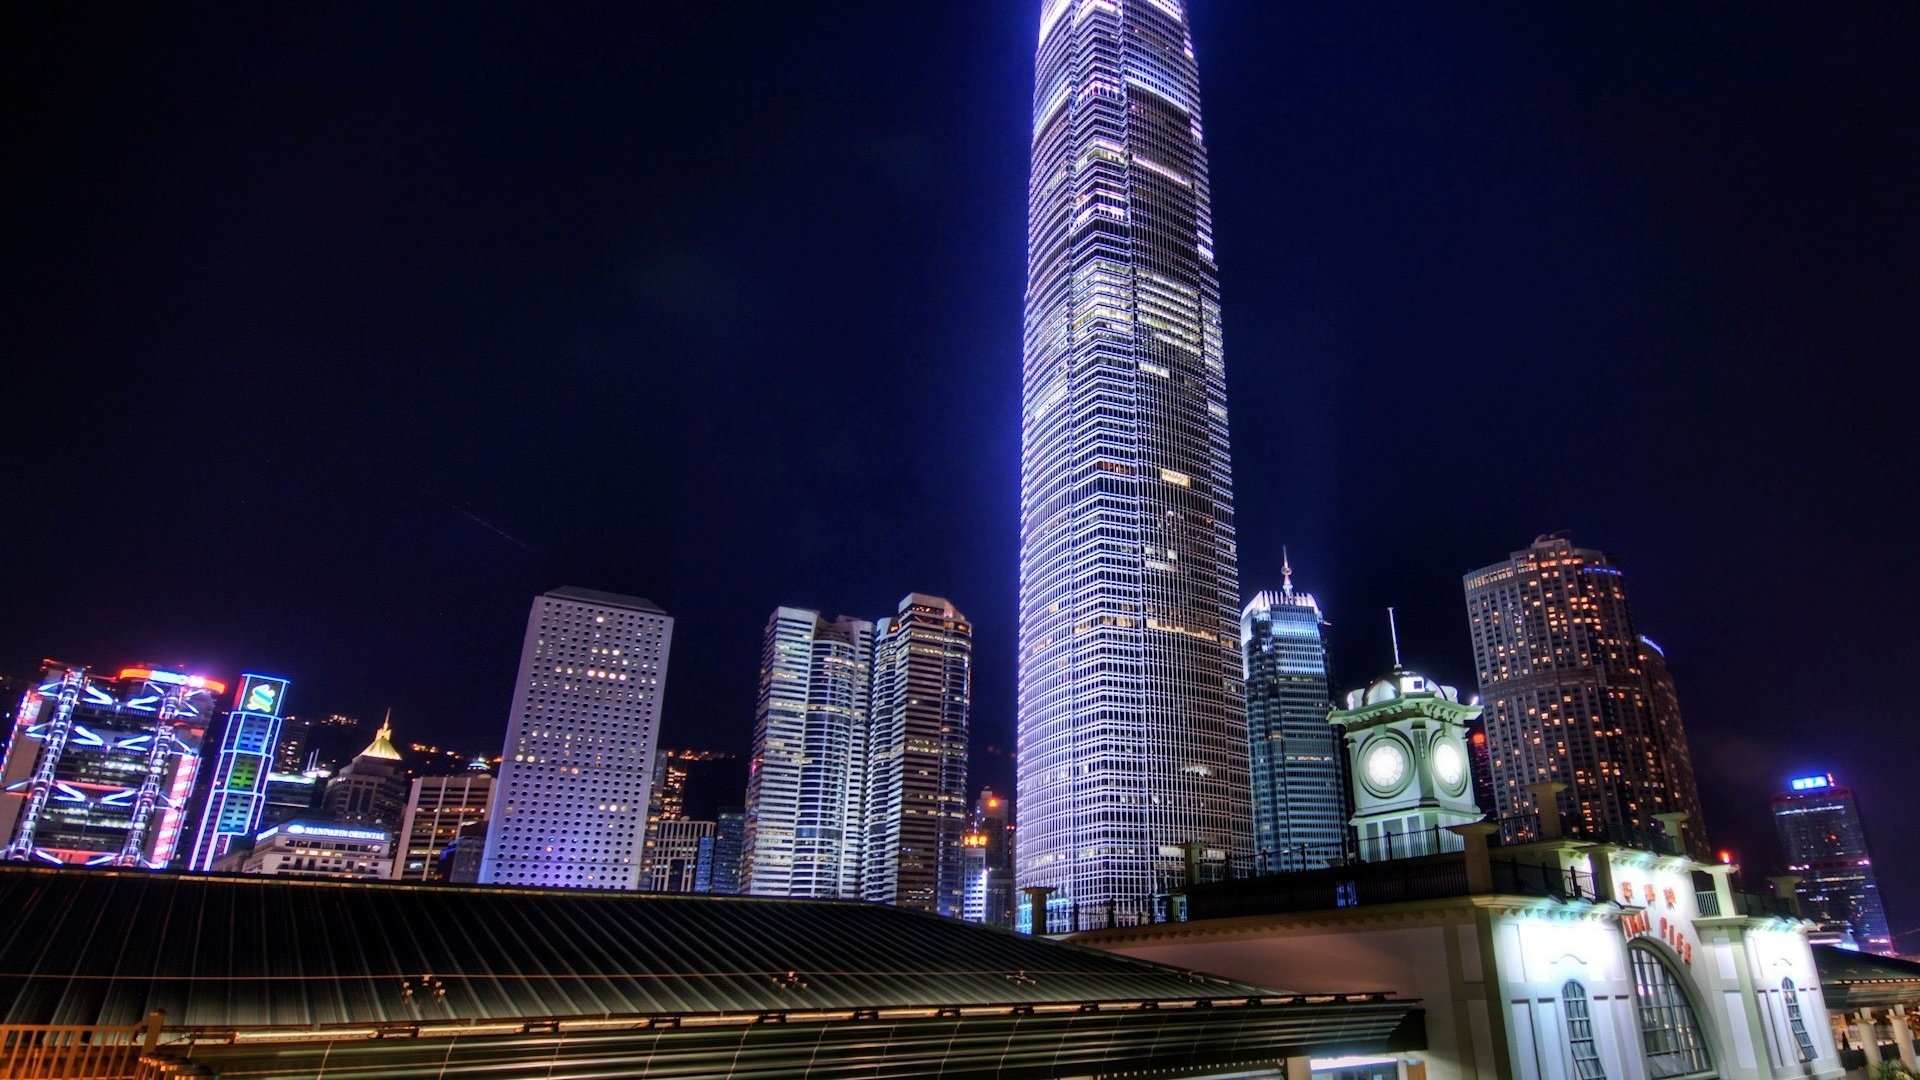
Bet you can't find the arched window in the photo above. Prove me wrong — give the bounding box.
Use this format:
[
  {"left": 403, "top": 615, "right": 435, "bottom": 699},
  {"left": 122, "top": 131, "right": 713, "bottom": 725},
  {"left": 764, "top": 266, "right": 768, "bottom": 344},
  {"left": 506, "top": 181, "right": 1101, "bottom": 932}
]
[
  {"left": 1562, "top": 980, "right": 1608, "bottom": 1079},
  {"left": 1629, "top": 943, "right": 1715, "bottom": 1079},
  {"left": 1783, "top": 978, "right": 1817, "bottom": 1063}
]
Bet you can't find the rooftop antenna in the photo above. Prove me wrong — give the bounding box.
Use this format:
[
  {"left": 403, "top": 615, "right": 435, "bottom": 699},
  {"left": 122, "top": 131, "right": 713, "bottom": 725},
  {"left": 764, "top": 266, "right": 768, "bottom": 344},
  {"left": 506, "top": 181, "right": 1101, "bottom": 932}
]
[
  {"left": 1388, "top": 607, "right": 1402, "bottom": 667},
  {"left": 1281, "top": 545, "right": 1294, "bottom": 598}
]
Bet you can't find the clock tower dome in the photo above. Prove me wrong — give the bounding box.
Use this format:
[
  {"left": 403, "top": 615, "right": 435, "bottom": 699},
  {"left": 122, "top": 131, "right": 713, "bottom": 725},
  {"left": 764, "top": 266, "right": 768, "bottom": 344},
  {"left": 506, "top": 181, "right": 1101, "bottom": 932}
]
[{"left": 1331, "top": 659, "right": 1485, "bottom": 862}]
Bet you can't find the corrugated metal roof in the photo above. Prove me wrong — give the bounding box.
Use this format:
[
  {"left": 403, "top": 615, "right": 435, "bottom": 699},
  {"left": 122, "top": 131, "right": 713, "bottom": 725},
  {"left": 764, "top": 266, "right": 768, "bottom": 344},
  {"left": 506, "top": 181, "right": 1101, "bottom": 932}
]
[
  {"left": 0, "top": 866, "right": 1295, "bottom": 1029},
  {"left": 1814, "top": 944, "right": 1920, "bottom": 1009}
]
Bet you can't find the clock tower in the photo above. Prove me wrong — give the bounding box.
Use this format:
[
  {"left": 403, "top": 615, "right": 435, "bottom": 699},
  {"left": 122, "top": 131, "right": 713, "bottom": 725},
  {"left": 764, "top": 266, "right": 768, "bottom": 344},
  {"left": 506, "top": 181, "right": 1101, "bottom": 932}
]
[{"left": 1330, "top": 661, "right": 1485, "bottom": 862}]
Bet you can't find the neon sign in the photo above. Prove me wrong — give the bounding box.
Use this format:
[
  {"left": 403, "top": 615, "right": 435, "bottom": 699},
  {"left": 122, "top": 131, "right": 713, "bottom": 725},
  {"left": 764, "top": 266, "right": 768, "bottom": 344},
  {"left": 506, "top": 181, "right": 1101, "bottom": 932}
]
[
  {"left": 1789, "top": 774, "right": 1831, "bottom": 792},
  {"left": 234, "top": 674, "right": 289, "bottom": 717},
  {"left": 283, "top": 822, "right": 387, "bottom": 843}
]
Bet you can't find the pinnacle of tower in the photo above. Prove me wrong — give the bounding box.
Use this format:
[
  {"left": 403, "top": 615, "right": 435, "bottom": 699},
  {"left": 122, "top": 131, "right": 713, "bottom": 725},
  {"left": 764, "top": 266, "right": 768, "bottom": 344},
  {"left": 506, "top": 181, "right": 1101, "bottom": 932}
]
[
  {"left": 359, "top": 708, "right": 403, "bottom": 762},
  {"left": 1281, "top": 546, "right": 1293, "bottom": 598}
]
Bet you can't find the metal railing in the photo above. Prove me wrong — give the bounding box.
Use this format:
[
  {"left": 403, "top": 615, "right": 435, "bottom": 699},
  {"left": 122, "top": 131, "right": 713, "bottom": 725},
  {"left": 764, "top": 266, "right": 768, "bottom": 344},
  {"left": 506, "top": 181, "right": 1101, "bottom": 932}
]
[
  {"left": 1, "top": 1014, "right": 161, "bottom": 1079},
  {"left": 1696, "top": 888, "right": 1796, "bottom": 919}
]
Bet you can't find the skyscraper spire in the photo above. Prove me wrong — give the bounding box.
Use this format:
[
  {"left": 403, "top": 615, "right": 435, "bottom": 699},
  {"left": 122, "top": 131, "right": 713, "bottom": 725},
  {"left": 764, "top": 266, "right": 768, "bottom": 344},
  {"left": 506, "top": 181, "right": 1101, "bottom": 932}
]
[
  {"left": 1017, "top": 0, "right": 1248, "bottom": 930},
  {"left": 1281, "top": 546, "right": 1294, "bottom": 598},
  {"left": 1388, "top": 608, "right": 1402, "bottom": 668}
]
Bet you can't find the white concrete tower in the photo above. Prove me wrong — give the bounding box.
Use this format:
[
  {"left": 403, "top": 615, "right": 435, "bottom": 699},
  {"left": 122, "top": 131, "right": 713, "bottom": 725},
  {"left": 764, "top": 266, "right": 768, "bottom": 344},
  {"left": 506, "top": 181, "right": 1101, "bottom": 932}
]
[{"left": 480, "top": 587, "right": 672, "bottom": 890}]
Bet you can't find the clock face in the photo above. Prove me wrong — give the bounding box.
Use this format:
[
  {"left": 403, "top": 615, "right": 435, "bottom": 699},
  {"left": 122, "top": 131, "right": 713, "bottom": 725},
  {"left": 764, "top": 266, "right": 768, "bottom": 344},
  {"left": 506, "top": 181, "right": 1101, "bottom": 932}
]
[
  {"left": 1363, "top": 739, "right": 1410, "bottom": 794},
  {"left": 1433, "top": 738, "right": 1467, "bottom": 792}
]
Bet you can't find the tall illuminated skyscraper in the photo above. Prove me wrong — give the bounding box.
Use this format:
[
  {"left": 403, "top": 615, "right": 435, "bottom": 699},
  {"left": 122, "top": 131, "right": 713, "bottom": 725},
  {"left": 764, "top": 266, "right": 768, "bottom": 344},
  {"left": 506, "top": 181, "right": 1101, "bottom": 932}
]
[
  {"left": 183, "top": 673, "right": 291, "bottom": 872},
  {"left": 1773, "top": 773, "right": 1893, "bottom": 955},
  {"left": 743, "top": 608, "right": 873, "bottom": 900},
  {"left": 1464, "top": 536, "right": 1709, "bottom": 858},
  {"left": 480, "top": 587, "right": 672, "bottom": 890},
  {"left": 1241, "top": 559, "right": 1344, "bottom": 872},
  {"left": 863, "top": 594, "right": 971, "bottom": 916},
  {"left": 1017, "top": 0, "right": 1248, "bottom": 926}
]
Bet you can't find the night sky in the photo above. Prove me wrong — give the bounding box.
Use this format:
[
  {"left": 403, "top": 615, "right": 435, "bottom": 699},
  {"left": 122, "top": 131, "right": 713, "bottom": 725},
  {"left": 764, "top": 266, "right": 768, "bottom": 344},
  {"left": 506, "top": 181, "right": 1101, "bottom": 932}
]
[{"left": 5, "top": 4, "right": 1914, "bottom": 939}]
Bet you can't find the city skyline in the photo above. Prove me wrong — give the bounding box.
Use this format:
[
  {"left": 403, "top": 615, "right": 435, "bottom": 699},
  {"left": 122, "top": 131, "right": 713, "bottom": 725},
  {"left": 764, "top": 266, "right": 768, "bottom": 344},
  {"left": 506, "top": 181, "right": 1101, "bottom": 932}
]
[{"left": 2, "top": 3, "right": 1913, "bottom": 932}]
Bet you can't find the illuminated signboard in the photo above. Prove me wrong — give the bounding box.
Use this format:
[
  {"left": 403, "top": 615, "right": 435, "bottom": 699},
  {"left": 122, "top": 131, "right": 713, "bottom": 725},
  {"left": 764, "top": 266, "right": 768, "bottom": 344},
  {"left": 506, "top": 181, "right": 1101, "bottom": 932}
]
[
  {"left": 118, "top": 667, "right": 229, "bottom": 695},
  {"left": 1789, "top": 774, "right": 1832, "bottom": 792},
  {"left": 234, "top": 674, "right": 289, "bottom": 717},
  {"left": 285, "top": 822, "right": 388, "bottom": 843}
]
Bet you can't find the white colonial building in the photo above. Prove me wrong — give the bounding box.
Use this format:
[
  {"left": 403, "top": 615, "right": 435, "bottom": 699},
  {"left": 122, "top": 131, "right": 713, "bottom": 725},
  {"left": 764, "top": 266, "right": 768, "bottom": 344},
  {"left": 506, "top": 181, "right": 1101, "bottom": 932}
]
[{"left": 1070, "top": 666, "right": 1848, "bottom": 1080}]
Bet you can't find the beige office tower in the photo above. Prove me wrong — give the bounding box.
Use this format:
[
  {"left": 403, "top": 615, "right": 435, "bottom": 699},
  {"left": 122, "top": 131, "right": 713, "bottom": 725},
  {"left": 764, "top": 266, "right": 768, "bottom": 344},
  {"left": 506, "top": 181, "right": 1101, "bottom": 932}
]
[{"left": 1463, "top": 536, "right": 1709, "bottom": 858}]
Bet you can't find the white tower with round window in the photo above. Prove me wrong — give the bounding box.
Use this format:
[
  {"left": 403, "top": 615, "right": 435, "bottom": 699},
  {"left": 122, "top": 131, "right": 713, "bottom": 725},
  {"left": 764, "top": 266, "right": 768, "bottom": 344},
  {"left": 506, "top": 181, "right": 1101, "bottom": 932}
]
[{"left": 1329, "top": 666, "right": 1484, "bottom": 861}]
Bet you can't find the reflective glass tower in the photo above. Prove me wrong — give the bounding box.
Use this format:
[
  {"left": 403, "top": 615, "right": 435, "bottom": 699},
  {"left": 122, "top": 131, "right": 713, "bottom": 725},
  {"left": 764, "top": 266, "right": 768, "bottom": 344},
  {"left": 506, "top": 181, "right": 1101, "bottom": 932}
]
[
  {"left": 1242, "top": 560, "right": 1345, "bottom": 872},
  {"left": 1772, "top": 773, "right": 1894, "bottom": 955},
  {"left": 1017, "top": 0, "right": 1247, "bottom": 928}
]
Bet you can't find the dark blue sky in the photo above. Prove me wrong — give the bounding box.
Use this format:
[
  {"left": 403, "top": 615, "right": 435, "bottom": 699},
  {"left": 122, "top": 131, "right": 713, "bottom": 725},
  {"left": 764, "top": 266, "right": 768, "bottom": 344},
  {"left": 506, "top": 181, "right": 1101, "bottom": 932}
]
[{"left": 4, "top": 3, "right": 1914, "bottom": 938}]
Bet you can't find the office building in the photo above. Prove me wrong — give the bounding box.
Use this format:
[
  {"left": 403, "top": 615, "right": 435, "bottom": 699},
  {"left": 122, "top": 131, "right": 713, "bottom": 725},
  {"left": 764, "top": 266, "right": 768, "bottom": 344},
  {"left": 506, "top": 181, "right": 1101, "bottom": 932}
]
[
  {"left": 742, "top": 596, "right": 972, "bottom": 914},
  {"left": 1016, "top": 0, "right": 1249, "bottom": 930},
  {"left": 862, "top": 594, "right": 971, "bottom": 915},
  {"left": 183, "top": 674, "right": 291, "bottom": 872},
  {"left": 696, "top": 808, "right": 745, "bottom": 895},
  {"left": 0, "top": 663, "right": 217, "bottom": 867},
  {"left": 1464, "top": 536, "right": 1709, "bottom": 857},
  {"left": 321, "top": 712, "right": 408, "bottom": 827},
  {"left": 644, "top": 818, "right": 716, "bottom": 893},
  {"left": 1774, "top": 772, "right": 1894, "bottom": 956},
  {"left": 962, "top": 787, "right": 1015, "bottom": 927},
  {"left": 1241, "top": 559, "right": 1345, "bottom": 872},
  {"left": 480, "top": 586, "right": 673, "bottom": 890},
  {"left": 743, "top": 608, "right": 874, "bottom": 900},
  {"left": 272, "top": 714, "right": 311, "bottom": 773},
  {"left": 260, "top": 770, "right": 322, "bottom": 831},
  {"left": 393, "top": 764, "right": 493, "bottom": 882},
  {"left": 237, "top": 818, "right": 392, "bottom": 880}
]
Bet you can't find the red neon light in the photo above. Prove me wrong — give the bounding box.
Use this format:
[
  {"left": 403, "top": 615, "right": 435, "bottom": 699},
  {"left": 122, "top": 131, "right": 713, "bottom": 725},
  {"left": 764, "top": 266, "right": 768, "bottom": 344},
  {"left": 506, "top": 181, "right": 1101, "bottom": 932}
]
[{"left": 116, "top": 668, "right": 229, "bottom": 695}]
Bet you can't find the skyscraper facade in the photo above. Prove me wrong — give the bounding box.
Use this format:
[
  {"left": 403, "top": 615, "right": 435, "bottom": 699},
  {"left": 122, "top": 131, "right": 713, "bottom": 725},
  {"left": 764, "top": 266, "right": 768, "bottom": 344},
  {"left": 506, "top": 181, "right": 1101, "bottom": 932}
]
[
  {"left": 862, "top": 594, "right": 972, "bottom": 916},
  {"left": 1016, "top": 0, "right": 1248, "bottom": 928},
  {"left": 1241, "top": 563, "right": 1345, "bottom": 873},
  {"left": 1772, "top": 773, "right": 1893, "bottom": 956},
  {"left": 742, "top": 595, "right": 971, "bottom": 915},
  {"left": 393, "top": 767, "right": 493, "bottom": 881},
  {"left": 480, "top": 587, "right": 672, "bottom": 890},
  {"left": 183, "top": 673, "right": 291, "bottom": 872},
  {"left": 0, "top": 663, "right": 217, "bottom": 868},
  {"left": 697, "top": 809, "right": 746, "bottom": 895},
  {"left": 963, "top": 787, "right": 1015, "bottom": 927},
  {"left": 1463, "top": 536, "right": 1709, "bottom": 858},
  {"left": 742, "top": 608, "right": 873, "bottom": 900}
]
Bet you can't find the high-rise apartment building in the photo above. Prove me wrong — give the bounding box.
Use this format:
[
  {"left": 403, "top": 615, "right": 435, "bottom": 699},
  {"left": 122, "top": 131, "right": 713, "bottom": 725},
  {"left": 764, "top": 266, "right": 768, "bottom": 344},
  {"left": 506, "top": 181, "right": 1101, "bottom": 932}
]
[
  {"left": 1463, "top": 536, "right": 1709, "bottom": 858},
  {"left": 183, "top": 674, "right": 291, "bottom": 872},
  {"left": 743, "top": 609, "right": 874, "bottom": 900},
  {"left": 1772, "top": 773, "right": 1893, "bottom": 955},
  {"left": 0, "top": 663, "right": 217, "bottom": 868},
  {"left": 743, "top": 595, "right": 971, "bottom": 915},
  {"left": 863, "top": 594, "right": 972, "bottom": 916},
  {"left": 394, "top": 765, "right": 493, "bottom": 881},
  {"left": 1241, "top": 562, "right": 1345, "bottom": 872},
  {"left": 1016, "top": 0, "right": 1248, "bottom": 928},
  {"left": 480, "top": 587, "right": 672, "bottom": 890}
]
